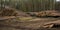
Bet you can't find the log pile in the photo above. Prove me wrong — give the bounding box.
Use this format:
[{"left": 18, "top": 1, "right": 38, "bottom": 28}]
[
  {"left": 37, "top": 10, "right": 60, "bottom": 16},
  {"left": 0, "top": 8, "right": 30, "bottom": 17},
  {"left": 27, "top": 10, "right": 60, "bottom": 17},
  {"left": 0, "top": 8, "right": 19, "bottom": 17}
]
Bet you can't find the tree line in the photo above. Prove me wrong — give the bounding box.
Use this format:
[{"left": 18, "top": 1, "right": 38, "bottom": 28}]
[{"left": 0, "top": 0, "right": 59, "bottom": 12}]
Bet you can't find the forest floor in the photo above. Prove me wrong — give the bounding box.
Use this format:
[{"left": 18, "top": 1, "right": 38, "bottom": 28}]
[
  {"left": 0, "top": 9, "right": 60, "bottom": 30},
  {"left": 0, "top": 17, "right": 60, "bottom": 30}
]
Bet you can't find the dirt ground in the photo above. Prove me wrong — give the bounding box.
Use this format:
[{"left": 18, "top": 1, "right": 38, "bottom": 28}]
[
  {"left": 0, "top": 9, "right": 60, "bottom": 30},
  {"left": 0, "top": 17, "right": 60, "bottom": 30}
]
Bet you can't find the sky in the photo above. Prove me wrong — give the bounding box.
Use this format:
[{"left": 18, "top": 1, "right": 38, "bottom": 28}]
[{"left": 56, "top": 0, "right": 60, "bottom": 2}]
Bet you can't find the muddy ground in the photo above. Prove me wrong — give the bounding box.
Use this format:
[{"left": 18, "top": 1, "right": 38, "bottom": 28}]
[
  {"left": 0, "top": 9, "right": 60, "bottom": 30},
  {"left": 0, "top": 17, "right": 60, "bottom": 30}
]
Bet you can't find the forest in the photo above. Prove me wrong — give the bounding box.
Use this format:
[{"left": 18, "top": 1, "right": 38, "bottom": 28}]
[
  {"left": 0, "top": 0, "right": 59, "bottom": 12},
  {"left": 0, "top": 0, "right": 60, "bottom": 30}
]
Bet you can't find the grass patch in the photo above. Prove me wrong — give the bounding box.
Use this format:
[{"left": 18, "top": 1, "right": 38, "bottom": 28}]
[{"left": 16, "top": 17, "right": 34, "bottom": 21}]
